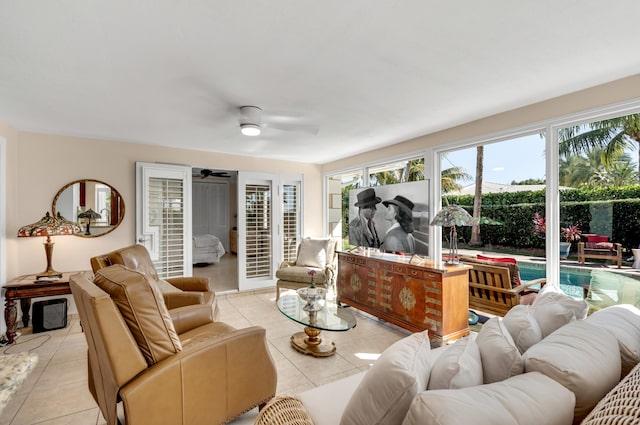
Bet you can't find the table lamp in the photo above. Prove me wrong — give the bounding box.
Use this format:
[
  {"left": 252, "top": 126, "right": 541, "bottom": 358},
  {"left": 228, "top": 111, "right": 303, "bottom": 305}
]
[
  {"left": 18, "top": 212, "right": 80, "bottom": 279},
  {"left": 430, "top": 205, "right": 477, "bottom": 264},
  {"left": 77, "top": 208, "right": 101, "bottom": 235}
]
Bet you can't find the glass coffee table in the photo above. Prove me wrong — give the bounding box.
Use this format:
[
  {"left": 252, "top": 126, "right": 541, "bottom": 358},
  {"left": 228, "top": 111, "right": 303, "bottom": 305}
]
[{"left": 277, "top": 293, "right": 357, "bottom": 357}]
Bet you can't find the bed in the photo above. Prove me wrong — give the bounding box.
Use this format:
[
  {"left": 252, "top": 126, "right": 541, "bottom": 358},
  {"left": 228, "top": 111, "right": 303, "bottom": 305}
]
[{"left": 193, "top": 234, "right": 226, "bottom": 265}]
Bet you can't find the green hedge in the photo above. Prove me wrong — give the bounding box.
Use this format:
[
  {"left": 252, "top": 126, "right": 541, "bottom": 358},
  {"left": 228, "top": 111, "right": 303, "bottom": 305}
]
[{"left": 443, "top": 185, "right": 640, "bottom": 252}]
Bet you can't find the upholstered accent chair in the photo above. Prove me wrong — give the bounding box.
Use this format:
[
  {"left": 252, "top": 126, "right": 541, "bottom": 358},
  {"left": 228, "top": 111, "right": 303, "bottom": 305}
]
[
  {"left": 275, "top": 238, "right": 338, "bottom": 300},
  {"left": 70, "top": 266, "right": 277, "bottom": 425},
  {"left": 90, "top": 244, "right": 217, "bottom": 315}
]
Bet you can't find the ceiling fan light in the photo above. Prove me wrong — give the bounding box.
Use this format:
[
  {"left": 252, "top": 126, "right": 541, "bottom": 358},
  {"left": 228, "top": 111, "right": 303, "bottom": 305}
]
[{"left": 241, "top": 124, "right": 261, "bottom": 136}]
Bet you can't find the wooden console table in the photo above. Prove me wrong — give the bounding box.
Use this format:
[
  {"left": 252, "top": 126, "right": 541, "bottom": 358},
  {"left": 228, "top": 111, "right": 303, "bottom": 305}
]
[
  {"left": 3, "top": 272, "right": 76, "bottom": 344},
  {"left": 337, "top": 252, "right": 470, "bottom": 346}
]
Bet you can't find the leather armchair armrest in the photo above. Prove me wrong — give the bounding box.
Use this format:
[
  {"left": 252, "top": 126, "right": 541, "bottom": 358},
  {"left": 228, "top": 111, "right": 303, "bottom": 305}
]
[
  {"left": 170, "top": 304, "right": 215, "bottom": 334},
  {"left": 166, "top": 276, "right": 210, "bottom": 292},
  {"left": 163, "top": 292, "right": 206, "bottom": 310},
  {"left": 119, "top": 326, "right": 277, "bottom": 425}
]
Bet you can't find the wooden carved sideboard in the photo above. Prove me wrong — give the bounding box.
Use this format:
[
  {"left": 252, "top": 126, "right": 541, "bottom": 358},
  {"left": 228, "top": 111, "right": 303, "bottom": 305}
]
[{"left": 337, "top": 251, "right": 470, "bottom": 346}]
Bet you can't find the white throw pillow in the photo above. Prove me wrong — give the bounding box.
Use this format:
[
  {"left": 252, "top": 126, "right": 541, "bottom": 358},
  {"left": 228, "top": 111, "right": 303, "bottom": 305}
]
[
  {"left": 428, "top": 337, "right": 483, "bottom": 390},
  {"left": 296, "top": 238, "right": 330, "bottom": 268},
  {"left": 585, "top": 304, "right": 640, "bottom": 377},
  {"left": 523, "top": 320, "right": 621, "bottom": 423},
  {"left": 475, "top": 317, "right": 524, "bottom": 383},
  {"left": 530, "top": 303, "right": 575, "bottom": 338},
  {"left": 529, "top": 285, "right": 585, "bottom": 337},
  {"left": 340, "top": 331, "right": 431, "bottom": 425},
  {"left": 502, "top": 305, "right": 543, "bottom": 353},
  {"left": 533, "top": 284, "right": 589, "bottom": 319},
  {"left": 402, "top": 372, "right": 576, "bottom": 425}
]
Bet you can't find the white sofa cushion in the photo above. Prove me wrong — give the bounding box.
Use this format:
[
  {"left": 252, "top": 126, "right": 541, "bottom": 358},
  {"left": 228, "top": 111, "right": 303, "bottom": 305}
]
[
  {"left": 402, "top": 372, "right": 576, "bottom": 425},
  {"left": 476, "top": 317, "right": 524, "bottom": 383},
  {"left": 523, "top": 320, "right": 621, "bottom": 422},
  {"left": 298, "top": 372, "right": 366, "bottom": 425},
  {"left": 340, "top": 331, "right": 431, "bottom": 425},
  {"left": 502, "top": 305, "right": 543, "bottom": 353},
  {"left": 585, "top": 304, "right": 640, "bottom": 377},
  {"left": 428, "top": 337, "right": 482, "bottom": 390}
]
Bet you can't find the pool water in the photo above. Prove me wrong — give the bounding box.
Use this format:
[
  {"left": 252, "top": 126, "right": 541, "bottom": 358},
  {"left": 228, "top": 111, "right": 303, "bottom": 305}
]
[{"left": 517, "top": 262, "right": 592, "bottom": 299}]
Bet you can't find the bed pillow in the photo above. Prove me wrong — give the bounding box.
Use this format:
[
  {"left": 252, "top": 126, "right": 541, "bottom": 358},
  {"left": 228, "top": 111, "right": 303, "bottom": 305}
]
[
  {"left": 427, "top": 337, "right": 483, "bottom": 390},
  {"left": 475, "top": 317, "right": 524, "bottom": 383},
  {"left": 340, "top": 331, "right": 431, "bottom": 425},
  {"left": 296, "top": 237, "right": 330, "bottom": 268}
]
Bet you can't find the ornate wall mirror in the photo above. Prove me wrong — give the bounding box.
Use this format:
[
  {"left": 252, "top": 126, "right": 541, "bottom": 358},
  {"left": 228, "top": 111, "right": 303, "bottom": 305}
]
[{"left": 52, "top": 179, "right": 125, "bottom": 237}]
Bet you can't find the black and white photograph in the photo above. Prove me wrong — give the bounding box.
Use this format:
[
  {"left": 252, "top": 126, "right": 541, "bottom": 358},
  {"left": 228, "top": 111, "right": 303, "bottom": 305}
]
[{"left": 348, "top": 181, "right": 429, "bottom": 255}]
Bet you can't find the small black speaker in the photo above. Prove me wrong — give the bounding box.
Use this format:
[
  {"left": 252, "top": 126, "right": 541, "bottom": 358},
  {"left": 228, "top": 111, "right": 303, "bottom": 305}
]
[{"left": 32, "top": 299, "right": 68, "bottom": 333}]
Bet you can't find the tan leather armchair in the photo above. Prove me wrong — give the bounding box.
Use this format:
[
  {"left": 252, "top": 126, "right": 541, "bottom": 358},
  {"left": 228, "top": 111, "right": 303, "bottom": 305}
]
[
  {"left": 90, "top": 244, "right": 217, "bottom": 314},
  {"left": 70, "top": 266, "right": 277, "bottom": 425}
]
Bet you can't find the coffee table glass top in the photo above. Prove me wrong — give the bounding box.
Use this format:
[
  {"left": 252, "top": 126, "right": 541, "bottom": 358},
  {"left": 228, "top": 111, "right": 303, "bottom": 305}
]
[{"left": 277, "top": 293, "right": 356, "bottom": 332}]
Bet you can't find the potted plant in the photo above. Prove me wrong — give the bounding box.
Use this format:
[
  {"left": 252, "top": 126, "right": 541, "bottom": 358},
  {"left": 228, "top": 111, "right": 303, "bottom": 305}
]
[
  {"left": 532, "top": 213, "right": 581, "bottom": 259},
  {"left": 560, "top": 224, "right": 582, "bottom": 259}
]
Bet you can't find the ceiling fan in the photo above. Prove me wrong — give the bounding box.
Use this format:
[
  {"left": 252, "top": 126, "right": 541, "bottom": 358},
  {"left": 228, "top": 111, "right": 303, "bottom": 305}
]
[
  {"left": 200, "top": 169, "right": 231, "bottom": 179},
  {"left": 239, "top": 105, "right": 319, "bottom": 136}
]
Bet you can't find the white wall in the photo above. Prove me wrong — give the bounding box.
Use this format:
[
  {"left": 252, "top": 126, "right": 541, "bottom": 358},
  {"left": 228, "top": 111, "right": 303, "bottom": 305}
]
[
  {"left": 322, "top": 74, "right": 640, "bottom": 174},
  {"left": 7, "top": 132, "right": 323, "bottom": 278}
]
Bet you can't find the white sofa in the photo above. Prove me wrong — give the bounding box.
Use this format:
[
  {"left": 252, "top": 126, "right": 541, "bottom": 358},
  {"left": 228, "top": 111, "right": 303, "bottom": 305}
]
[{"left": 256, "top": 286, "right": 640, "bottom": 425}]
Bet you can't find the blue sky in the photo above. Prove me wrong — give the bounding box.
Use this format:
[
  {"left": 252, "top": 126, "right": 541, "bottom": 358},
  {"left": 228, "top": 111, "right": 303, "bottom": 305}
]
[
  {"left": 443, "top": 134, "right": 547, "bottom": 185},
  {"left": 444, "top": 133, "right": 640, "bottom": 186}
]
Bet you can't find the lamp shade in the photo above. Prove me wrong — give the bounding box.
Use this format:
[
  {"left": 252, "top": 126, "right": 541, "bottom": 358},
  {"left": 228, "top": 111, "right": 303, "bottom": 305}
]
[
  {"left": 18, "top": 212, "right": 80, "bottom": 237},
  {"left": 18, "top": 212, "right": 80, "bottom": 279},
  {"left": 77, "top": 208, "right": 102, "bottom": 236},
  {"left": 431, "top": 205, "right": 478, "bottom": 265},
  {"left": 77, "top": 208, "right": 101, "bottom": 220},
  {"left": 430, "top": 205, "right": 477, "bottom": 227}
]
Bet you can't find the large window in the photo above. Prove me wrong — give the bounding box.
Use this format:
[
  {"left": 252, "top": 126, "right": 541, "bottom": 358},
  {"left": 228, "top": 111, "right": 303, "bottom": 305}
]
[
  {"left": 440, "top": 134, "right": 547, "bottom": 261},
  {"left": 325, "top": 106, "right": 640, "bottom": 307}
]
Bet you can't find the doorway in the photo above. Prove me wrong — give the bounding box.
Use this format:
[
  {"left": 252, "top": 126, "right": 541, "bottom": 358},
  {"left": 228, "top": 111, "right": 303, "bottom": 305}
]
[{"left": 191, "top": 167, "right": 239, "bottom": 292}]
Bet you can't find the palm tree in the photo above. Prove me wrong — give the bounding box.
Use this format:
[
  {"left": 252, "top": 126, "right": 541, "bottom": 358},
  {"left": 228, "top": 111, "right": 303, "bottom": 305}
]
[
  {"left": 370, "top": 170, "right": 400, "bottom": 186},
  {"left": 469, "top": 146, "right": 483, "bottom": 246},
  {"left": 558, "top": 113, "right": 640, "bottom": 179},
  {"left": 560, "top": 147, "right": 638, "bottom": 187},
  {"left": 403, "top": 158, "right": 425, "bottom": 182},
  {"left": 441, "top": 166, "right": 471, "bottom": 193}
]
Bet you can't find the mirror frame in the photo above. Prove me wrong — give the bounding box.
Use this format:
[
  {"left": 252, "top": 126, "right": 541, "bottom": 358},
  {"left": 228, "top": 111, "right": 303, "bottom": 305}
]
[{"left": 52, "top": 179, "right": 125, "bottom": 238}]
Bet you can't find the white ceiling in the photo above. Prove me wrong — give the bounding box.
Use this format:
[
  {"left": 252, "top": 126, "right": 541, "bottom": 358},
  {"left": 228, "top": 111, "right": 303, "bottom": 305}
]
[{"left": 1, "top": 1, "right": 640, "bottom": 164}]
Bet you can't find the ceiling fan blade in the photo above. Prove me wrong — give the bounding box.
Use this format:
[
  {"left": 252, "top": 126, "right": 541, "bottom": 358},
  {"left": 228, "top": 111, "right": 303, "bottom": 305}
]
[{"left": 264, "top": 122, "right": 319, "bottom": 135}]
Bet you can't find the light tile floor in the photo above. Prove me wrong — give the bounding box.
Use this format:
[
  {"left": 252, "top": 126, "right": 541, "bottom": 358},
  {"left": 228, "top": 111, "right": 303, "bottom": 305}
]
[{"left": 0, "top": 289, "right": 409, "bottom": 425}]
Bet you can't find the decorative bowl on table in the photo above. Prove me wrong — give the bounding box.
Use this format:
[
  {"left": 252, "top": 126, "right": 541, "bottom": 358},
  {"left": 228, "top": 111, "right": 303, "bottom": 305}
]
[{"left": 296, "top": 287, "right": 327, "bottom": 311}]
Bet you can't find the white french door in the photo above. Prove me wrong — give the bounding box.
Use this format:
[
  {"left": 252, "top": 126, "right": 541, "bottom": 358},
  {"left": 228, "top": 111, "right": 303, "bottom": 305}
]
[
  {"left": 136, "top": 162, "right": 192, "bottom": 278},
  {"left": 238, "top": 172, "right": 302, "bottom": 291}
]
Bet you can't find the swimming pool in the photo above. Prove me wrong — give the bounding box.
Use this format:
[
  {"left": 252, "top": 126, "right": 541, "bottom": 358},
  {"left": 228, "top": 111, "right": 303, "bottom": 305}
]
[{"left": 517, "top": 262, "right": 592, "bottom": 298}]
